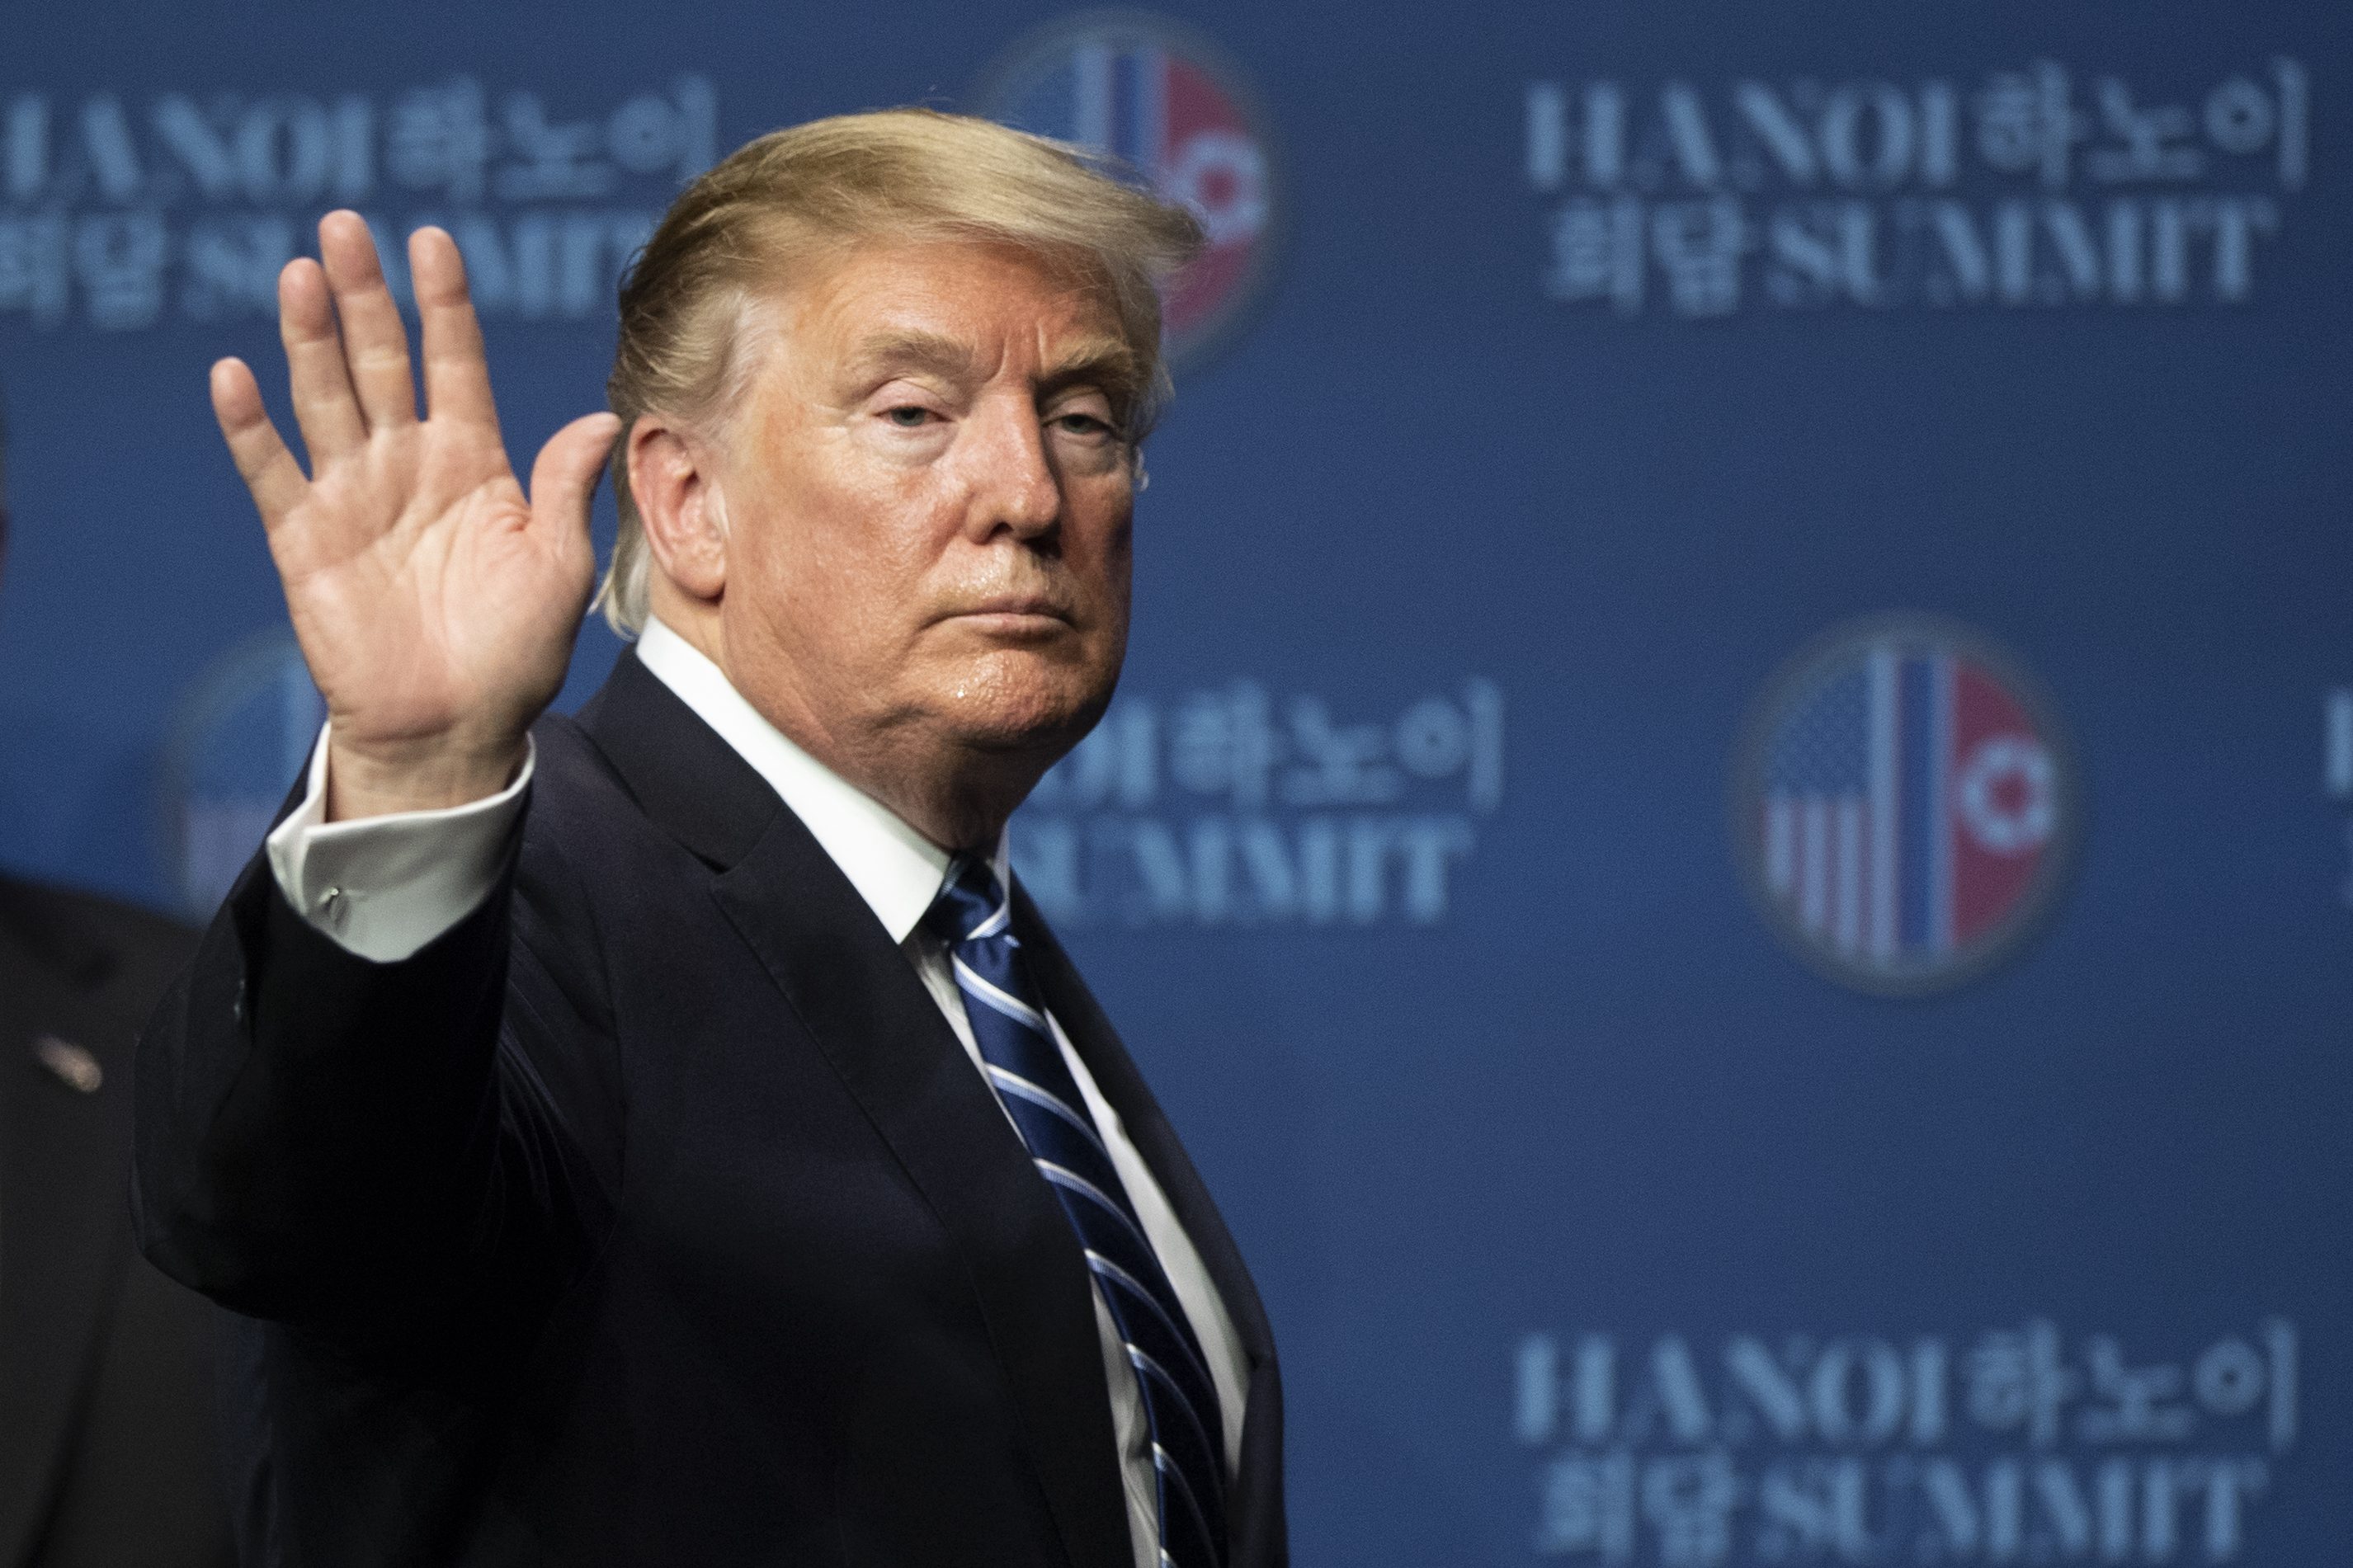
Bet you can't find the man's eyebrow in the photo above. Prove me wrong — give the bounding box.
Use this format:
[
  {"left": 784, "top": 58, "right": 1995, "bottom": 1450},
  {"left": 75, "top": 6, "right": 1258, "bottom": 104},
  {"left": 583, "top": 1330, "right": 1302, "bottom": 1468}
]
[
  {"left": 849, "top": 330, "right": 978, "bottom": 382},
  {"left": 845, "top": 328, "right": 1140, "bottom": 402},
  {"left": 1040, "top": 336, "right": 1141, "bottom": 398}
]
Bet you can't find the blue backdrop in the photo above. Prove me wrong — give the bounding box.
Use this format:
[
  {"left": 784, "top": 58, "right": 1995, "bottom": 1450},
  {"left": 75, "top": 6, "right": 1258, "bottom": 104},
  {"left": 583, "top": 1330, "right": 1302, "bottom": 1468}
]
[{"left": 2, "top": 2, "right": 2345, "bottom": 1561}]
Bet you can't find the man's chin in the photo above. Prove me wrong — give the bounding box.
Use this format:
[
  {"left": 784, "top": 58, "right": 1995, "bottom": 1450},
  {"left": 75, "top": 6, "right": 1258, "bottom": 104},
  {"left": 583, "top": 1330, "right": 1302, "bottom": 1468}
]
[
  {"left": 941, "top": 709, "right": 1099, "bottom": 760},
  {"left": 921, "top": 646, "right": 1115, "bottom": 731},
  {"left": 925, "top": 676, "right": 1114, "bottom": 760}
]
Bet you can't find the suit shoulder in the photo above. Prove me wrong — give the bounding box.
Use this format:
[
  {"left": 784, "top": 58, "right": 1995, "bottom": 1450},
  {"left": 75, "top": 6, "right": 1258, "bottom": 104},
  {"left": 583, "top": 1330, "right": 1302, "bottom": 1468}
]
[
  {"left": 523, "top": 710, "right": 648, "bottom": 847},
  {"left": 524, "top": 686, "right": 776, "bottom": 874}
]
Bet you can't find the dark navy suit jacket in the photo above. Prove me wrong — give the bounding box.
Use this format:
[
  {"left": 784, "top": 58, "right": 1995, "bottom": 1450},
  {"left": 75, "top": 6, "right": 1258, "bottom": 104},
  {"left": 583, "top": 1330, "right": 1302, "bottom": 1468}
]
[
  {"left": 0, "top": 877, "right": 232, "bottom": 1568},
  {"left": 133, "top": 651, "right": 1285, "bottom": 1567}
]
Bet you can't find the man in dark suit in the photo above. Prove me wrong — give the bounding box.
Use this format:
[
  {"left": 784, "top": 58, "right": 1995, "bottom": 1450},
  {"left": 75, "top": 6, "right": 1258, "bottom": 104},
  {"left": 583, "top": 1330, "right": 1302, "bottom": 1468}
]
[
  {"left": 0, "top": 483, "right": 233, "bottom": 1566},
  {"left": 135, "top": 110, "right": 1285, "bottom": 1566},
  {"left": 0, "top": 879, "right": 234, "bottom": 1568}
]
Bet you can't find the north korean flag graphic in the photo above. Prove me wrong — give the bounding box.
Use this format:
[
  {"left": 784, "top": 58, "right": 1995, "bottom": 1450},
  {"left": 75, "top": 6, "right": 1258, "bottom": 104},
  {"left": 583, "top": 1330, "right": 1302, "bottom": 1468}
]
[
  {"left": 1745, "top": 619, "right": 2073, "bottom": 993},
  {"left": 975, "top": 15, "right": 1278, "bottom": 366}
]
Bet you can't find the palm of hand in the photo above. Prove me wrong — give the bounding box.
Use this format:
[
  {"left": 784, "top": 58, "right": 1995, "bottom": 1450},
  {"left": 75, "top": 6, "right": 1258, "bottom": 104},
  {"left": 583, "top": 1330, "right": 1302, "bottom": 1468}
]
[
  {"left": 277, "top": 425, "right": 577, "bottom": 751},
  {"left": 212, "top": 214, "right": 620, "bottom": 816}
]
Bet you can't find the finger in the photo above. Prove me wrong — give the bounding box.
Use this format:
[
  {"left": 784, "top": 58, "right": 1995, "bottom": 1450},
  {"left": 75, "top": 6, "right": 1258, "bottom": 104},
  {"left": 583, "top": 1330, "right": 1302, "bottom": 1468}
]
[
  {"left": 210, "top": 357, "right": 310, "bottom": 526},
  {"left": 528, "top": 412, "right": 624, "bottom": 539},
  {"left": 277, "top": 254, "right": 367, "bottom": 463},
  {"left": 412, "top": 228, "right": 501, "bottom": 433},
  {"left": 317, "top": 210, "right": 417, "bottom": 434}
]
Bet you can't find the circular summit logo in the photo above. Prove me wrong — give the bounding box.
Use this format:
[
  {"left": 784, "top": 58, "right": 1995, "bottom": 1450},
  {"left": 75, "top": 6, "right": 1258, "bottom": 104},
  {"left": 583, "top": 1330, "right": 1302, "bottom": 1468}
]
[
  {"left": 972, "top": 10, "right": 1282, "bottom": 372},
  {"left": 1732, "top": 614, "right": 2078, "bottom": 996},
  {"left": 157, "top": 626, "right": 325, "bottom": 920}
]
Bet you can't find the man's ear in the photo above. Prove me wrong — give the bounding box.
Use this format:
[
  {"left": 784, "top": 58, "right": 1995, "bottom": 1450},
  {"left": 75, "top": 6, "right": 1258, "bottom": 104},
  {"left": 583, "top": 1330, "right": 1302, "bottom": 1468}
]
[{"left": 628, "top": 415, "right": 727, "bottom": 602}]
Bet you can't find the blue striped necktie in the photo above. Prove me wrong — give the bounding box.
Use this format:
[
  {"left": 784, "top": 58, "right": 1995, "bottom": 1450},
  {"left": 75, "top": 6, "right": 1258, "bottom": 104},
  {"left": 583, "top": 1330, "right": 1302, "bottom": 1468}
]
[{"left": 926, "top": 857, "right": 1230, "bottom": 1568}]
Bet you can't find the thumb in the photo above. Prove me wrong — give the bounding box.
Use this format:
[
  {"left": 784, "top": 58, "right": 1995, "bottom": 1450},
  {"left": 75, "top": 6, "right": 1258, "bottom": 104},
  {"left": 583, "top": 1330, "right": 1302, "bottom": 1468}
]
[{"left": 528, "top": 412, "right": 624, "bottom": 532}]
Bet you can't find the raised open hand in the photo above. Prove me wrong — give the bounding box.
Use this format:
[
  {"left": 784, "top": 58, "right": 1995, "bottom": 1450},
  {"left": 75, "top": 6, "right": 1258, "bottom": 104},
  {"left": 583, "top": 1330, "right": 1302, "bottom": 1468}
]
[{"left": 211, "top": 211, "right": 619, "bottom": 821}]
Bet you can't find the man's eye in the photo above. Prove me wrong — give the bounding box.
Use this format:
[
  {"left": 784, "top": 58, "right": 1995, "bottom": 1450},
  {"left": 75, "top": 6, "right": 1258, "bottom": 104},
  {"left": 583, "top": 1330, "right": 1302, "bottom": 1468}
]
[
  {"left": 1054, "top": 412, "right": 1110, "bottom": 436},
  {"left": 884, "top": 406, "right": 933, "bottom": 428}
]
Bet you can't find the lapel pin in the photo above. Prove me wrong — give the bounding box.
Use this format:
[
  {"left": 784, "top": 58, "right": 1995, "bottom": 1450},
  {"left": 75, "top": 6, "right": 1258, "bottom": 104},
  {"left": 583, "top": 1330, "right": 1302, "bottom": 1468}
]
[{"left": 32, "top": 1035, "right": 103, "bottom": 1095}]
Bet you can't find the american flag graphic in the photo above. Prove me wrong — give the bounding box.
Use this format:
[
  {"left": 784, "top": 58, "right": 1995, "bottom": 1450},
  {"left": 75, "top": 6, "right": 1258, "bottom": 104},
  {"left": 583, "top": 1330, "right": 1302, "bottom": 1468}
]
[{"left": 1760, "top": 641, "right": 2058, "bottom": 969}]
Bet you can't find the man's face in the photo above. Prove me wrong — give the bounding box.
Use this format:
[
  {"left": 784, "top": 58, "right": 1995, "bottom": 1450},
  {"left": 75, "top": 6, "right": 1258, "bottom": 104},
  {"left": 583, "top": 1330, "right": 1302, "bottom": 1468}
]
[{"left": 710, "top": 238, "right": 1137, "bottom": 801}]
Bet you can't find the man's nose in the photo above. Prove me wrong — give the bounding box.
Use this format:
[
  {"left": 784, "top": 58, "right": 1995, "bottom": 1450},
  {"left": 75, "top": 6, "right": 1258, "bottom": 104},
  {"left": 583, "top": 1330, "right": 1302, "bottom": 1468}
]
[{"left": 962, "top": 397, "right": 1061, "bottom": 540}]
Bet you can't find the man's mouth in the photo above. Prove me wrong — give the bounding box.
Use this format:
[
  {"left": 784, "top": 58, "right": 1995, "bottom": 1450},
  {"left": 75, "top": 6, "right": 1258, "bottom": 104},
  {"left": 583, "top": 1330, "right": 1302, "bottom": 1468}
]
[{"left": 941, "top": 592, "right": 1069, "bottom": 631}]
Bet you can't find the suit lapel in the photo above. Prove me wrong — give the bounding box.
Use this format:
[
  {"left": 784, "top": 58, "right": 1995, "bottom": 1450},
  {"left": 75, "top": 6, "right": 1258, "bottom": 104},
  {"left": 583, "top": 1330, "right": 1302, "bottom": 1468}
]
[
  {"left": 570, "top": 650, "right": 785, "bottom": 871},
  {"left": 580, "top": 654, "right": 1134, "bottom": 1568},
  {"left": 0, "top": 882, "right": 135, "bottom": 1568},
  {"left": 1009, "top": 886, "right": 1276, "bottom": 1365}
]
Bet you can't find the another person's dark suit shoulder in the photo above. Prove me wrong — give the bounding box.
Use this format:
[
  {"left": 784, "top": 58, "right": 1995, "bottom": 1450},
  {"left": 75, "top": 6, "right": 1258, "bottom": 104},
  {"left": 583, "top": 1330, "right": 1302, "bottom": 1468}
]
[{"left": 0, "top": 874, "right": 233, "bottom": 1568}]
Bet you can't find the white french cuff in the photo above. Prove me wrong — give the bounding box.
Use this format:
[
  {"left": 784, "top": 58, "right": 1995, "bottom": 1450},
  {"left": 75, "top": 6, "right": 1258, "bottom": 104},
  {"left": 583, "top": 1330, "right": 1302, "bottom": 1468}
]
[{"left": 263, "top": 723, "right": 535, "bottom": 964}]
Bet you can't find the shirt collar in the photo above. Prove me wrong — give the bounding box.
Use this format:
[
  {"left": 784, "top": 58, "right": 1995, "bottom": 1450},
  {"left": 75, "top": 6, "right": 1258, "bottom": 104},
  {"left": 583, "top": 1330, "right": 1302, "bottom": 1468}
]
[{"left": 634, "top": 617, "right": 1002, "bottom": 944}]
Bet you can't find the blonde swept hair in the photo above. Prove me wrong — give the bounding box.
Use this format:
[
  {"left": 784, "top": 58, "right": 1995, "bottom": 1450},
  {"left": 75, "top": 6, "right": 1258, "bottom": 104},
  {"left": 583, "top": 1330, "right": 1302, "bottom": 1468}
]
[{"left": 592, "top": 108, "right": 1206, "bottom": 638}]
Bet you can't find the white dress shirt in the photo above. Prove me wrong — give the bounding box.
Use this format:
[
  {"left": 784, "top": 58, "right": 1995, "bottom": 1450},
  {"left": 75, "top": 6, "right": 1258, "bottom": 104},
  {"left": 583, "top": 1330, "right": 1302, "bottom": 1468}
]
[{"left": 264, "top": 618, "right": 1247, "bottom": 1568}]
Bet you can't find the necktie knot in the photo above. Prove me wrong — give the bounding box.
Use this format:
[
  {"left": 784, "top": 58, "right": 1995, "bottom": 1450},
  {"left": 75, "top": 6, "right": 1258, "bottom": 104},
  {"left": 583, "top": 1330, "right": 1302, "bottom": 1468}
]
[{"left": 925, "top": 856, "right": 1007, "bottom": 947}]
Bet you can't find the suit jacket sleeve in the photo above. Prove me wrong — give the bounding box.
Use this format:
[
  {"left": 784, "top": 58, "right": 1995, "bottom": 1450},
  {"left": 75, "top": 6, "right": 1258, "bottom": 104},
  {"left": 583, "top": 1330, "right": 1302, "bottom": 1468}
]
[{"left": 132, "top": 789, "right": 614, "bottom": 1335}]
